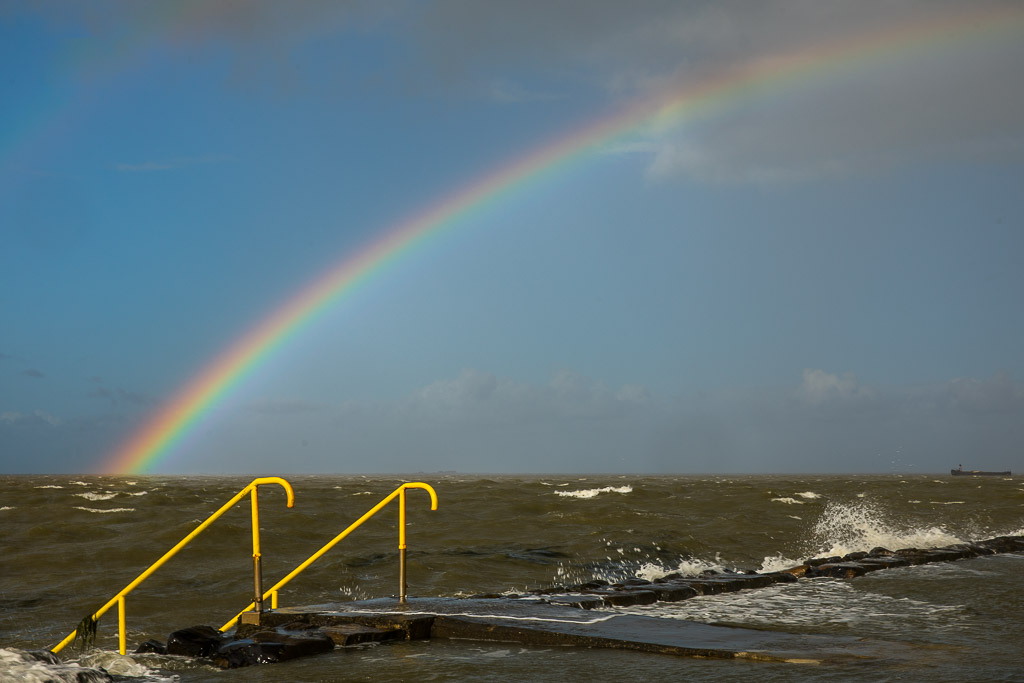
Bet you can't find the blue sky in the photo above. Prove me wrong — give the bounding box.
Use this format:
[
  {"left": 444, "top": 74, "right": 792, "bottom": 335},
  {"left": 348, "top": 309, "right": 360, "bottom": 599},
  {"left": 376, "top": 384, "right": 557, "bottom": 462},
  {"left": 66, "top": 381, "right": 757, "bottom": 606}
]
[{"left": 2, "top": 1, "right": 1023, "bottom": 474}]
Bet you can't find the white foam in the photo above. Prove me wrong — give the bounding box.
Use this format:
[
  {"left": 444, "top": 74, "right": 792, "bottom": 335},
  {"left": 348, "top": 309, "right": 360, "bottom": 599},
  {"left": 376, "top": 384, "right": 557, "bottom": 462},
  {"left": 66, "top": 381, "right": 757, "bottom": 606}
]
[
  {"left": 809, "top": 500, "right": 962, "bottom": 557},
  {"left": 75, "top": 651, "right": 168, "bottom": 678},
  {"left": 0, "top": 648, "right": 135, "bottom": 683},
  {"left": 771, "top": 497, "right": 804, "bottom": 505},
  {"left": 73, "top": 507, "right": 135, "bottom": 513},
  {"left": 75, "top": 492, "right": 117, "bottom": 501},
  {"left": 759, "top": 553, "right": 806, "bottom": 573},
  {"left": 794, "top": 491, "right": 821, "bottom": 499},
  {"left": 554, "top": 485, "right": 632, "bottom": 499},
  {"left": 634, "top": 556, "right": 725, "bottom": 581},
  {"left": 35, "top": 485, "right": 63, "bottom": 489},
  {"left": 0, "top": 506, "right": 12, "bottom": 511}
]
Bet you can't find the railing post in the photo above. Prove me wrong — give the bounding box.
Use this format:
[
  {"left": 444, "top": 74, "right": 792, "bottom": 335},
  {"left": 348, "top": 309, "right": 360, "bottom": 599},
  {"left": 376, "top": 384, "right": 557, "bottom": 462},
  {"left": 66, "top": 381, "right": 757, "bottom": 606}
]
[
  {"left": 117, "top": 595, "right": 126, "bottom": 656},
  {"left": 50, "top": 476, "right": 294, "bottom": 655},
  {"left": 251, "top": 486, "right": 264, "bottom": 615},
  {"left": 399, "top": 486, "right": 408, "bottom": 603}
]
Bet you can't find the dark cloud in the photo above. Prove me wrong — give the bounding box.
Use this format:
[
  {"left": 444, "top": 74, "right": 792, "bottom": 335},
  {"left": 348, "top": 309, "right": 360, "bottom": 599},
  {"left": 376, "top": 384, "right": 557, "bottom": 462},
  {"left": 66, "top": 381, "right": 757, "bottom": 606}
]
[
  {"left": 21, "top": 368, "right": 44, "bottom": 379},
  {"left": 166, "top": 369, "right": 1024, "bottom": 475},
  {"left": 8, "top": 1, "right": 1020, "bottom": 180},
  {"left": 0, "top": 410, "right": 127, "bottom": 473}
]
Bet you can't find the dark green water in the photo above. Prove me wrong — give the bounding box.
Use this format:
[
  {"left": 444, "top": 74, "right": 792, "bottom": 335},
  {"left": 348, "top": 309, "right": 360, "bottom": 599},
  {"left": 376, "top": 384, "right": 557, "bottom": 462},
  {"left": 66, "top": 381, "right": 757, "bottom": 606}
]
[{"left": 2, "top": 474, "right": 1022, "bottom": 680}]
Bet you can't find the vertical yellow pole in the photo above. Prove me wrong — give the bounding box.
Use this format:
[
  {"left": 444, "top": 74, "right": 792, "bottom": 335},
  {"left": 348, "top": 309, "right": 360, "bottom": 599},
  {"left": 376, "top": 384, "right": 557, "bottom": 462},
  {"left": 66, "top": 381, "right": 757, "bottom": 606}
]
[
  {"left": 117, "top": 595, "right": 126, "bottom": 655},
  {"left": 398, "top": 486, "right": 407, "bottom": 603},
  {"left": 251, "top": 487, "right": 264, "bottom": 615}
]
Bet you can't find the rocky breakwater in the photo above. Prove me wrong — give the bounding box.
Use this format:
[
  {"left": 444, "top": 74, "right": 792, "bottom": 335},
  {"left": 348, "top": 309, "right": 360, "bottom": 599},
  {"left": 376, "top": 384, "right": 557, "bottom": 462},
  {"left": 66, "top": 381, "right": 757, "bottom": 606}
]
[{"left": 105, "top": 535, "right": 1024, "bottom": 669}]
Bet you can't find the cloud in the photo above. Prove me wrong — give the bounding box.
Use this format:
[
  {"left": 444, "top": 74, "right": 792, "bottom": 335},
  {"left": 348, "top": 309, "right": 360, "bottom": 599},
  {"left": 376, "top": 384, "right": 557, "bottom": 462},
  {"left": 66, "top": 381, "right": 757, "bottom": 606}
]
[
  {"left": 15, "top": 1, "right": 1021, "bottom": 181},
  {"left": 87, "top": 386, "right": 155, "bottom": 407},
  {"left": 5, "top": 367, "right": 1022, "bottom": 474},
  {"left": 1, "top": 410, "right": 61, "bottom": 427},
  {"left": 171, "top": 366, "right": 1024, "bottom": 474},
  {"left": 113, "top": 155, "right": 229, "bottom": 172},
  {"left": 114, "top": 162, "right": 176, "bottom": 172},
  {"left": 245, "top": 397, "right": 322, "bottom": 415},
  {"left": 798, "top": 369, "right": 872, "bottom": 404},
  {"left": 21, "top": 368, "right": 45, "bottom": 379},
  {"left": 486, "top": 81, "right": 559, "bottom": 103}
]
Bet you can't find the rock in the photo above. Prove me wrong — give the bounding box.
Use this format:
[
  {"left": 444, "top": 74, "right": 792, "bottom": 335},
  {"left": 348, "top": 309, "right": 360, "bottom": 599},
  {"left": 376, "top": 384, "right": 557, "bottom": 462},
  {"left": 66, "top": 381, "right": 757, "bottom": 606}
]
[
  {"left": 855, "top": 556, "right": 910, "bottom": 571},
  {"left": 166, "top": 625, "right": 225, "bottom": 657},
  {"left": 868, "top": 547, "right": 894, "bottom": 557},
  {"left": 134, "top": 639, "right": 166, "bottom": 654},
  {"left": 762, "top": 571, "right": 799, "bottom": 584},
  {"left": 622, "top": 578, "right": 653, "bottom": 587},
  {"left": 646, "top": 582, "right": 699, "bottom": 602},
  {"left": 582, "top": 589, "right": 658, "bottom": 607},
  {"left": 211, "top": 627, "right": 334, "bottom": 669},
  {"left": 541, "top": 594, "right": 607, "bottom": 609},
  {"left": 780, "top": 564, "right": 810, "bottom": 578},
  {"left": 24, "top": 650, "right": 62, "bottom": 665},
  {"left": 806, "top": 563, "right": 868, "bottom": 579}
]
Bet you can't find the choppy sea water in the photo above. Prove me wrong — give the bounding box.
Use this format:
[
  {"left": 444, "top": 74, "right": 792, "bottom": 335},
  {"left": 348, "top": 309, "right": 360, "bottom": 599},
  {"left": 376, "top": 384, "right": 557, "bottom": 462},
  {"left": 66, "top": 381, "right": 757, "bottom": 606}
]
[{"left": 1, "top": 474, "right": 1022, "bottom": 681}]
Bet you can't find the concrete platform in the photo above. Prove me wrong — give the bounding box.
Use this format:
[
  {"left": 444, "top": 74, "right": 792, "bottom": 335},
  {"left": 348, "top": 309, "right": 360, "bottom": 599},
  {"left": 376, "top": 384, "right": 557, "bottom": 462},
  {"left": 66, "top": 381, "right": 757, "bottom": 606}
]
[
  {"left": 231, "top": 536, "right": 1024, "bottom": 665},
  {"left": 250, "top": 597, "right": 881, "bottom": 664}
]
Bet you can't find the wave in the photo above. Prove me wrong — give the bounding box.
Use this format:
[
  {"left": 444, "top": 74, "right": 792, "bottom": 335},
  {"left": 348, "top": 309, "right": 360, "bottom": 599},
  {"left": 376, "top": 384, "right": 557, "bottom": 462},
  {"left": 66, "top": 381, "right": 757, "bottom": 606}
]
[
  {"left": 0, "top": 647, "right": 146, "bottom": 683},
  {"left": 554, "top": 486, "right": 632, "bottom": 499},
  {"left": 794, "top": 491, "right": 821, "bottom": 499},
  {"left": 75, "top": 492, "right": 117, "bottom": 501},
  {"left": 73, "top": 506, "right": 135, "bottom": 514},
  {"left": 34, "top": 485, "right": 63, "bottom": 489},
  {"left": 635, "top": 556, "right": 725, "bottom": 580},
  {"left": 770, "top": 497, "right": 804, "bottom": 505},
  {"left": 809, "top": 500, "right": 962, "bottom": 557}
]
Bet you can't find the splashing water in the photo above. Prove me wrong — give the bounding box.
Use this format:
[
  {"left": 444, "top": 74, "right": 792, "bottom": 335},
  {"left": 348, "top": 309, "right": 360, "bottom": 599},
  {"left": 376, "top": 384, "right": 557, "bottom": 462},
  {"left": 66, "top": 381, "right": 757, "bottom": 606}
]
[
  {"left": 809, "top": 500, "right": 963, "bottom": 558},
  {"left": 554, "top": 486, "right": 632, "bottom": 499}
]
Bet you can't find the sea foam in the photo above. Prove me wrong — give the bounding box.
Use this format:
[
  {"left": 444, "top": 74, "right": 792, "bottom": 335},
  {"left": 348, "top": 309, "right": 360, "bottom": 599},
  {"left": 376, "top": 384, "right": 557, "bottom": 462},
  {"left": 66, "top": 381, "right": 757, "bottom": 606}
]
[
  {"left": 809, "top": 500, "right": 962, "bottom": 557},
  {"left": 554, "top": 486, "right": 632, "bottom": 499}
]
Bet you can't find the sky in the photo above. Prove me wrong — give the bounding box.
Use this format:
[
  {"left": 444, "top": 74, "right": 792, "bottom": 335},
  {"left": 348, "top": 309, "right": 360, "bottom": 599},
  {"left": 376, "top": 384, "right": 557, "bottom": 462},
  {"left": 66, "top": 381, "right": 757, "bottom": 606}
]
[{"left": 2, "top": 0, "right": 1023, "bottom": 475}]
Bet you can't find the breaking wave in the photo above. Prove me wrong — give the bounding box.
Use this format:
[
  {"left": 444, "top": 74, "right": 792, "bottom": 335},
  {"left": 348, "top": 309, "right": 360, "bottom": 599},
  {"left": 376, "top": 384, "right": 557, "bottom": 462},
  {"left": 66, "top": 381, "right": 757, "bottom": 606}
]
[
  {"left": 808, "top": 500, "right": 963, "bottom": 557},
  {"left": 75, "top": 492, "right": 117, "bottom": 501},
  {"left": 555, "top": 486, "right": 632, "bottom": 499}
]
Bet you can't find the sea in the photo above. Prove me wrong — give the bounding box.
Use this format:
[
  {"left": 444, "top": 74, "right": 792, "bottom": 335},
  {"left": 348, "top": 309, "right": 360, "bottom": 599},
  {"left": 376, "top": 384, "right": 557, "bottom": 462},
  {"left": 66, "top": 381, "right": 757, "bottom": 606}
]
[{"left": 1, "top": 473, "right": 1022, "bottom": 682}]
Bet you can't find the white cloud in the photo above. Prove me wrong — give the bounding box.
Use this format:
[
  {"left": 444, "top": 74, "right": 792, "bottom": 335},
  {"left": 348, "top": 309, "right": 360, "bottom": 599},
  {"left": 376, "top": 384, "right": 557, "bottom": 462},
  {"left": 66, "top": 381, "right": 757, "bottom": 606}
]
[
  {"left": 1, "top": 410, "right": 62, "bottom": 426},
  {"left": 798, "top": 369, "right": 871, "bottom": 404}
]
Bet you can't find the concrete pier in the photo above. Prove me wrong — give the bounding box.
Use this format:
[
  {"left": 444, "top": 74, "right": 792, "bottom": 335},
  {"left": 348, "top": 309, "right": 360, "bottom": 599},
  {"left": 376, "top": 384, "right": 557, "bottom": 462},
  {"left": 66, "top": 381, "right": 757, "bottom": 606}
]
[
  {"left": 250, "top": 597, "right": 870, "bottom": 664},
  {"left": 144, "top": 535, "right": 1024, "bottom": 668},
  {"left": 213, "top": 535, "right": 1024, "bottom": 667}
]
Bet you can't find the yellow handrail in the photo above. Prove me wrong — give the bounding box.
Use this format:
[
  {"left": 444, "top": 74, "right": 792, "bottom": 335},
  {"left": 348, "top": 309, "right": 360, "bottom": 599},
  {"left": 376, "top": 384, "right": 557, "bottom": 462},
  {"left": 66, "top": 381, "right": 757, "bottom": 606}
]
[
  {"left": 51, "top": 476, "right": 294, "bottom": 656},
  {"left": 220, "top": 482, "right": 437, "bottom": 631}
]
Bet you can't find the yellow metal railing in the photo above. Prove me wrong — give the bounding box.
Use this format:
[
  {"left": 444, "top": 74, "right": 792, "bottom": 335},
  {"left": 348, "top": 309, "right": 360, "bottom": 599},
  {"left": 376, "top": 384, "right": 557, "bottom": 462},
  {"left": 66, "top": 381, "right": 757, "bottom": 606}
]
[
  {"left": 220, "top": 482, "right": 437, "bottom": 631},
  {"left": 51, "top": 477, "right": 294, "bottom": 656}
]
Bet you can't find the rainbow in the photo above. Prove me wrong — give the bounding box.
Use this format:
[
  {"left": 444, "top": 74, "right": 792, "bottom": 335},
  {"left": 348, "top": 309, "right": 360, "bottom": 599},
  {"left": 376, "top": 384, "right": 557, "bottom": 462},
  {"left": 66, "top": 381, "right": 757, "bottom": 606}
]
[{"left": 104, "top": 6, "right": 1024, "bottom": 474}]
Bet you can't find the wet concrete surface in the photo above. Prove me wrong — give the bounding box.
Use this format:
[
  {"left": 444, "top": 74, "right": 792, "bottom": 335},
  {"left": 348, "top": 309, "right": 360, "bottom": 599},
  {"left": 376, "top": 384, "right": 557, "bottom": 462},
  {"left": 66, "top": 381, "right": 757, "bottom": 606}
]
[{"left": 178, "top": 535, "right": 1024, "bottom": 667}]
